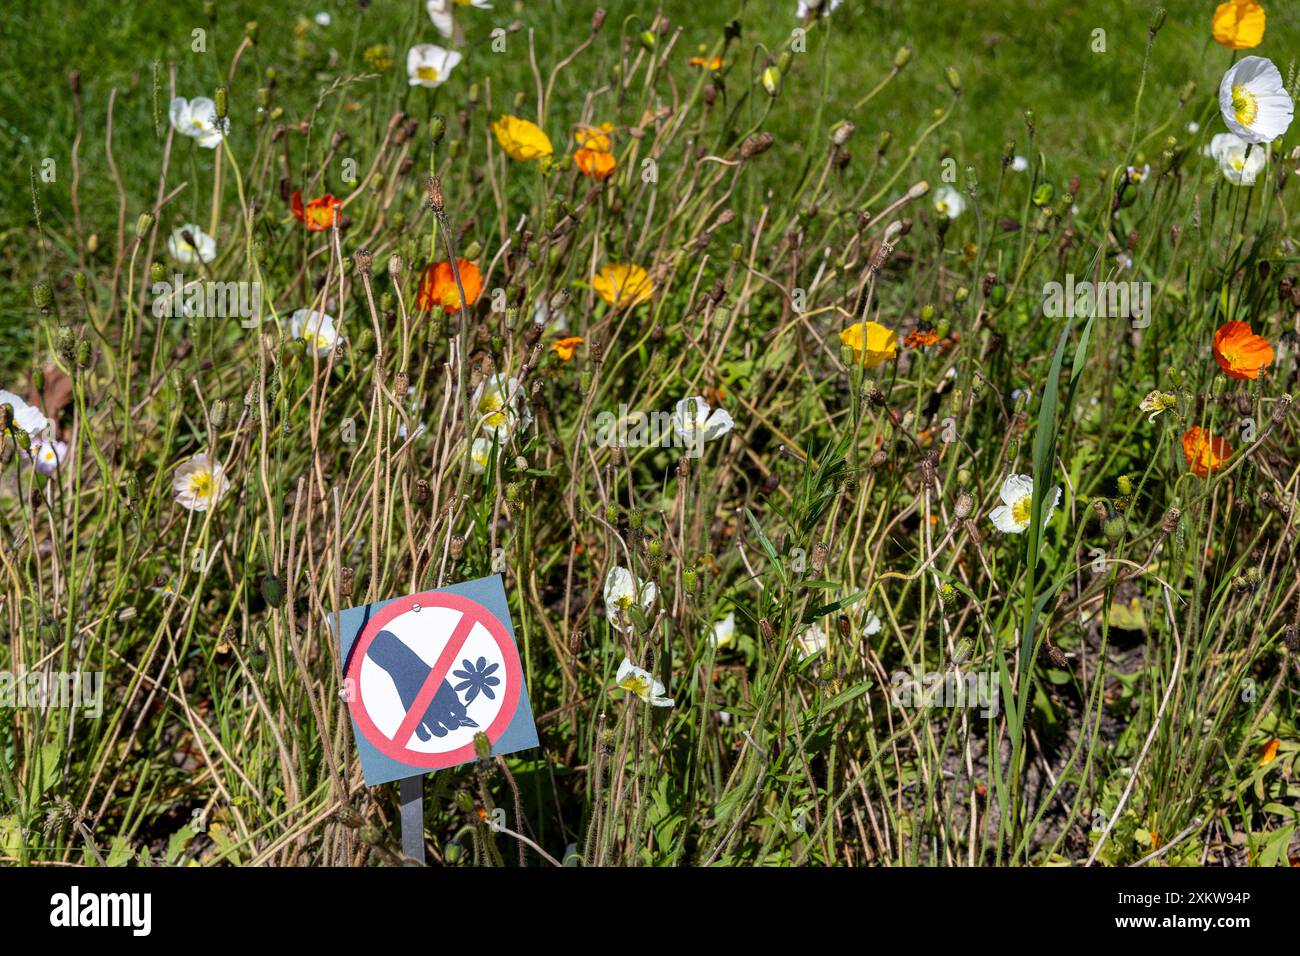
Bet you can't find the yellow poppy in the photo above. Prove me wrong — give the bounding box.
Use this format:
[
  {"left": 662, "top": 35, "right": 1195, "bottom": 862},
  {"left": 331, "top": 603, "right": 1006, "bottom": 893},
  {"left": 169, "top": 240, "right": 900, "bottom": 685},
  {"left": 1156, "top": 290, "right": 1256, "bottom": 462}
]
[
  {"left": 490, "top": 115, "right": 553, "bottom": 161},
  {"left": 593, "top": 264, "right": 653, "bottom": 308},
  {"left": 838, "top": 321, "right": 898, "bottom": 368},
  {"left": 1212, "top": 0, "right": 1265, "bottom": 50},
  {"left": 574, "top": 122, "right": 614, "bottom": 151},
  {"left": 689, "top": 55, "right": 724, "bottom": 71}
]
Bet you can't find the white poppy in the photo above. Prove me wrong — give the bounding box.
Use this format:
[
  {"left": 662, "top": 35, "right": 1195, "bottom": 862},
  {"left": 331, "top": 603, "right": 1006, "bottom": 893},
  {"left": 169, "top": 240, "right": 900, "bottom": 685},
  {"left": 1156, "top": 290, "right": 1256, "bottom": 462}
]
[
  {"left": 604, "top": 565, "right": 656, "bottom": 631},
  {"left": 709, "top": 612, "right": 736, "bottom": 649},
  {"left": 864, "top": 611, "right": 882, "bottom": 636},
  {"left": 615, "top": 657, "right": 674, "bottom": 707},
  {"left": 314, "top": 11, "right": 331, "bottom": 26},
  {"left": 933, "top": 184, "right": 965, "bottom": 219},
  {"left": 169, "top": 97, "right": 225, "bottom": 149},
  {"left": 795, "top": 622, "right": 828, "bottom": 661},
  {"left": 1210, "top": 132, "right": 1267, "bottom": 186},
  {"left": 406, "top": 44, "right": 463, "bottom": 88},
  {"left": 290, "top": 309, "right": 341, "bottom": 356},
  {"left": 1187, "top": 121, "right": 1200, "bottom": 134},
  {"left": 533, "top": 297, "right": 568, "bottom": 334},
  {"left": 1010, "top": 155, "right": 1029, "bottom": 172},
  {"left": 472, "top": 374, "right": 531, "bottom": 439},
  {"left": 988, "top": 473, "right": 1061, "bottom": 535},
  {"left": 469, "top": 435, "right": 495, "bottom": 474},
  {"left": 1219, "top": 56, "right": 1294, "bottom": 145},
  {"left": 167, "top": 224, "right": 217, "bottom": 264},
  {"left": 30, "top": 438, "right": 68, "bottom": 476},
  {"left": 671, "top": 395, "right": 734, "bottom": 451},
  {"left": 797, "top": 0, "right": 842, "bottom": 17},
  {"left": 172, "top": 453, "right": 230, "bottom": 512},
  {"left": 0, "top": 389, "right": 50, "bottom": 436}
]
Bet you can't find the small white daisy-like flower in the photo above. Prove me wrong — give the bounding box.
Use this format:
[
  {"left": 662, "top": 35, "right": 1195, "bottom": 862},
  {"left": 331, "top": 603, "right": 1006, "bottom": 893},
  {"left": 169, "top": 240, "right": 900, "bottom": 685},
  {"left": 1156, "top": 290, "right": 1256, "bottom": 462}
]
[
  {"left": 167, "top": 224, "right": 217, "bottom": 265},
  {"left": 615, "top": 657, "right": 674, "bottom": 707},
  {"left": 472, "top": 374, "right": 531, "bottom": 439},
  {"left": 1219, "top": 56, "right": 1294, "bottom": 145},
  {"left": 1210, "top": 132, "right": 1267, "bottom": 186},
  {"left": 169, "top": 97, "right": 225, "bottom": 149},
  {"left": 290, "top": 309, "right": 341, "bottom": 356},
  {"left": 1010, "top": 155, "right": 1029, "bottom": 172},
  {"left": 406, "top": 44, "right": 463, "bottom": 88},
  {"left": 1126, "top": 164, "right": 1151, "bottom": 185},
  {"left": 0, "top": 389, "right": 51, "bottom": 436},
  {"left": 988, "top": 474, "right": 1061, "bottom": 535},
  {"left": 31, "top": 438, "right": 68, "bottom": 476},
  {"left": 604, "top": 566, "right": 657, "bottom": 631},
  {"left": 1187, "top": 121, "right": 1200, "bottom": 134},
  {"left": 933, "top": 184, "right": 965, "bottom": 219},
  {"left": 172, "top": 453, "right": 230, "bottom": 512},
  {"left": 671, "top": 395, "right": 735, "bottom": 451},
  {"left": 796, "top": 622, "right": 828, "bottom": 661},
  {"left": 314, "top": 11, "right": 331, "bottom": 26},
  {"left": 709, "top": 612, "right": 737, "bottom": 649}
]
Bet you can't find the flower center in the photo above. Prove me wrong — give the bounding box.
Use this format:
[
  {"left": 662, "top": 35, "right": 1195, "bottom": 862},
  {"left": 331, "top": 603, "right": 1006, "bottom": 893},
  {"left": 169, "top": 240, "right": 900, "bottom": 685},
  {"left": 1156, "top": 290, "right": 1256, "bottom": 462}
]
[
  {"left": 417, "top": 66, "right": 440, "bottom": 82},
  {"left": 1011, "top": 493, "right": 1033, "bottom": 526},
  {"left": 1231, "top": 85, "right": 1258, "bottom": 127},
  {"left": 187, "top": 471, "right": 213, "bottom": 499},
  {"left": 479, "top": 393, "right": 507, "bottom": 429},
  {"left": 619, "top": 674, "right": 650, "bottom": 696}
]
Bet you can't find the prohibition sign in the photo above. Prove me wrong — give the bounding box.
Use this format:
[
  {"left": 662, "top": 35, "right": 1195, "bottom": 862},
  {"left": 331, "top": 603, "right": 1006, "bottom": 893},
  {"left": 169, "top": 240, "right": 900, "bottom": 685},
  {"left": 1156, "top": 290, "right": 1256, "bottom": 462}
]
[{"left": 344, "top": 590, "right": 523, "bottom": 770}]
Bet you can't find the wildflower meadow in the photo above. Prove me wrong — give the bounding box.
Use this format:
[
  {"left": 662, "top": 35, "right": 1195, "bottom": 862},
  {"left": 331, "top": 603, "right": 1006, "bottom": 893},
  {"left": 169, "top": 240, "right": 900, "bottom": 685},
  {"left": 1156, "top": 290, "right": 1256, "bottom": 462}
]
[{"left": 3, "top": 0, "right": 1300, "bottom": 885}]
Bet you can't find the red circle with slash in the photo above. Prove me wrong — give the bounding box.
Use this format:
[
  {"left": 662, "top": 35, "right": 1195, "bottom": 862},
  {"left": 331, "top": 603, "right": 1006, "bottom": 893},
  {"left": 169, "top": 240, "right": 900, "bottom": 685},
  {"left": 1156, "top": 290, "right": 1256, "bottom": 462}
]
[{"left": 345, "top": 590, "right": 522, "bottom": 768}]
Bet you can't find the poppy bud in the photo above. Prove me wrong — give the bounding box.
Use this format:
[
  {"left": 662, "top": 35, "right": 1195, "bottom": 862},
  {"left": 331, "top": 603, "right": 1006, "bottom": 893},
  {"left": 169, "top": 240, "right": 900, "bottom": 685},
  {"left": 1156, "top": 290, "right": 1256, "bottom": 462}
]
[
  {"left": 450, "top": 534, "right": 465, "bottom": 560},
  {"left": 761, "top": 65, "right": 781, "bottom": 97},
  {"left": 215, "top": 86, "right": 228, "bottom": 120},
  {"left": 892, "top": 46, "right": 912, "bottom": 70},
  {"left": 428, "top": 114, "right": 446, "bottom": 146},
  {"left": 473, "top": 732, "right": 492, "bottom": 761},
  {"left": 682, "top": 568, "right": 698, "bottom": 594},
  {"left": 210, "top": 399, "right": 228, "bottom": 429},
  {"left": 136, "top": 212, "right": 155, "bottom": 238},
  {"left": 592, "top": 8, "right": 606, "bottom": 32},
  {"left": 945, "top": 66, "right": 961, "bottom": 95},
  {"left": 954, "top": 488, "right": 973, "bottom": 520},
  {"left": 32, "top": 280, "right": 52, "bottom": 311},
  {"left": 76, "top": 340, "right": 92, "bottom": 368}
]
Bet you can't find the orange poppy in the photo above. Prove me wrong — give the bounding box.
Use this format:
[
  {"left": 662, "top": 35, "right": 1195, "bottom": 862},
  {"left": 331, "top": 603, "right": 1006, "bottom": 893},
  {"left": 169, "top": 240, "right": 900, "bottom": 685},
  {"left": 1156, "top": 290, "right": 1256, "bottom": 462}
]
[
  {"left": 417, "top": 259, "right": 483, "bottom": 313},
  {"left": 905, "top": 327, "right": 940, "bottom": 349},
  {"left": 1182, "top": 427, "right": 1231, "bottom": 477},
  {"left": 574, "top": 147, "right": 616, "bottom": 181},
  {"left": 1261, "top": 738, "right": 1280, "bottom": 765},
  {"left": 689, "top": 55, "right": 724, "bottom": 71},
  {"left": 292, "top": 190, "right": 342, "bottom": 231},
  {"left": 1212, "top": 320, "right": 1273, "bottom": 380},
  {"left": 552, "top": 336, "right": 583, "bottom": 361}
]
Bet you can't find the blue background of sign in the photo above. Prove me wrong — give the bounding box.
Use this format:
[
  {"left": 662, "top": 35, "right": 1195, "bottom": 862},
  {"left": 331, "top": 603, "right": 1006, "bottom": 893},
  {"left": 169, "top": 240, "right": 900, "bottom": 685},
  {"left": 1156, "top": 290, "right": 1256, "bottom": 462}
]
[{"left": 334, "top": 574, "right": 539, "bottom": 786}]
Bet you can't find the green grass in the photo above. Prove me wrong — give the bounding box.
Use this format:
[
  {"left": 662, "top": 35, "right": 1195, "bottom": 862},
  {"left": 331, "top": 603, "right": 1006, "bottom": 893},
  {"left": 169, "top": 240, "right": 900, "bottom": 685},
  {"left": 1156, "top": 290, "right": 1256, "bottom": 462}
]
[{"left": 1, "top": 0, "right": 1299, "bottom": 867}]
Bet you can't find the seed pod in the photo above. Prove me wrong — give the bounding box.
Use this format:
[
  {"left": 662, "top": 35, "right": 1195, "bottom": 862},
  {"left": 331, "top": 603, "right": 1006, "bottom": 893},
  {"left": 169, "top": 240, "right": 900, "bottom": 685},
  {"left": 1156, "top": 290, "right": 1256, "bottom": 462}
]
[{"left": 450, "top": 534, "right": 466, "bottom": 560}]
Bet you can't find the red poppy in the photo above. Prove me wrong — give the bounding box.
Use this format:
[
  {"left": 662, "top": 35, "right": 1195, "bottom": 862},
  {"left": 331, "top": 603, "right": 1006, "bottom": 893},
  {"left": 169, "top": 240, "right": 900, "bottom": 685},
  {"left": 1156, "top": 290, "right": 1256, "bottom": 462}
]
[
  {"left": 292, "top": 190, "right": 342, "bottom": 231},
  {"left": 417, "top": 259, "right": 483, "bottom": 313}
]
